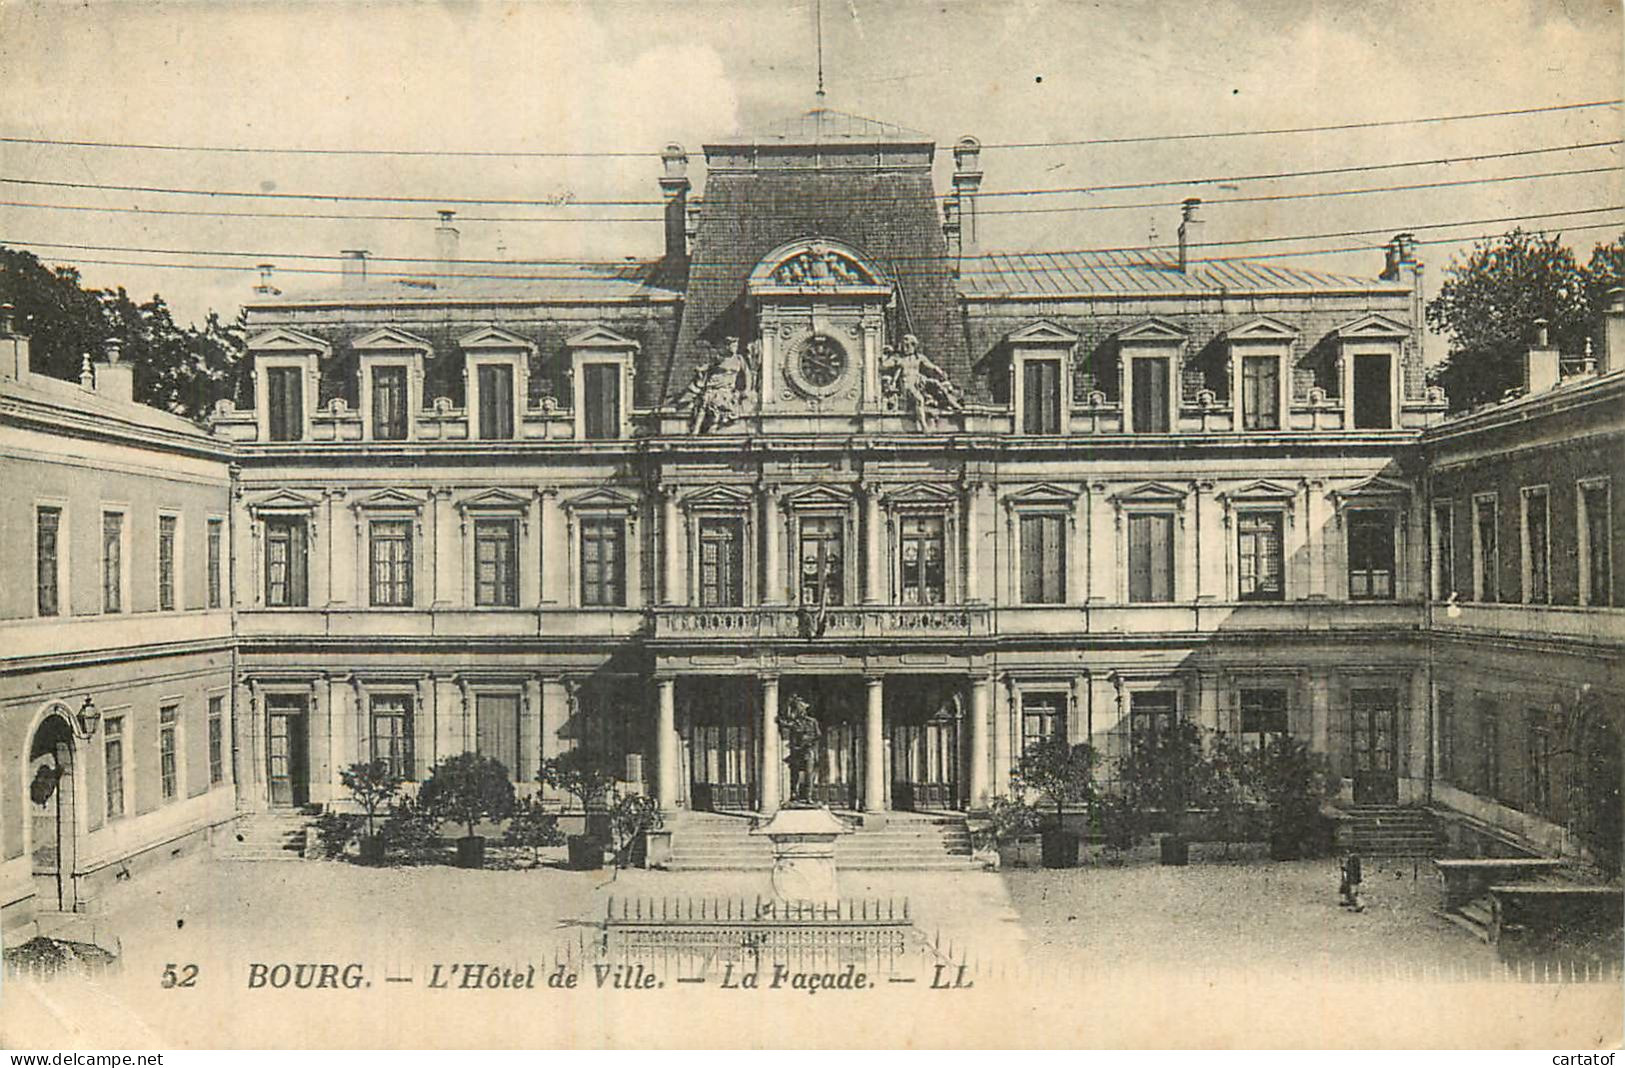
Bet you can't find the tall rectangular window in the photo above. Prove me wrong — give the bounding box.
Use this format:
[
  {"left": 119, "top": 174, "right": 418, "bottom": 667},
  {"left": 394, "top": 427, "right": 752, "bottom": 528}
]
[
  {"left": 266, "top": 366, "right": 304, "bottom": 442},
  {"left": 582, "top": 363, "right": 621, "bottom": 440},
  {"left": 797, "top": 516, "right": 844, "bottom": 606},
  {"left": 159, "top": 704, "right": 179, "bottom": 802},
  {"left": 1019, "top": 513, "right": 1066, "bottom": 604},
  {"left": 1241, "top": 355, "right": 1280, "bottom": 430},
  {"left": 102, "top": 511, "right": 123, "bottom": 613},
  {"left": 1131, "top": 357, "right": 1170, "bottom": 433},
  {"left": 1020, "top": 693, "right": 1065, "bottom": 754},
  {"left": 1432, "top": 501, "right": 1454, "bottom": 600},
  {"left": 698, "top": 518, "right": 744, "bottom": 608},
  {"left": 369, "top": 519, "right": 413, "bottom": 607},
  {"left": 1351, "top": 353, "right": 1392, "bottom": 429},
  {"left": 1347, "top": 510, "right": 1395, "bottom": 600},
  {"left": 207, "top": 695, "right": 225, "bottom": 785},
  {"left": 372, "top": 366, "right": 408, "bottom": 440},
  {"left": 1522, "top": 487, "right": 1549, "bottom": 604},
  {"left": 899, "top": 515, "right": 946, "bottom": 605},
  {"left": 473, "top": 519, "right": 519, "bottom": 607},
  {"left": 1130, "top": 691, "right": 1177, "bottom": 745},
  {"left": 476, "top": 364, "right": 514, "bottom": 440},
  {"left": 1127, "top": 512, "right": 1175, "bottom": 603},
  {"left": 1473, "top": 496, "right": 1499, "bottom": 602},
  {"left": 370, "top": 695, "right": 414, "bottom": 781},
  {"left": 1237, "top": 511, "right": 1284, "bottom": 601},
  {"left": 104, "top": 716, "right": 125, "bottom": 820},
  {"left": 1021, "top": 358, "right": 1061, "bottom": 434},
  {"left": 1240, "top": 688, "right": 1289, "bottom": 742},
  {"left": 264, "top": 517, "right": 308, "bottom": 607},
  {"left": 475, "top": 693, "right": 519, "bottom": 780},
  {"left": 207, "top": 519, "right": 223, "bottom": 609},
  {"left": 580, "top": 518, "right": 626, "bottom": 607},
  {"left": 36, "top": 506, "right": 60, "bottom": 617},
  {"left": 1581, "top": 482, "right": 1612, "bottom": 607},
  {"left": 157, "top": 514, "right": 177, "bottom": 611}
]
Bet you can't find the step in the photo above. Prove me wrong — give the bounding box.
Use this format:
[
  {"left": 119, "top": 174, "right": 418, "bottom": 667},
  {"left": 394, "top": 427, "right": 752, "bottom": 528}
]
[{"left": 1438, "top": 909, "right": 1494, "bottom": 943}]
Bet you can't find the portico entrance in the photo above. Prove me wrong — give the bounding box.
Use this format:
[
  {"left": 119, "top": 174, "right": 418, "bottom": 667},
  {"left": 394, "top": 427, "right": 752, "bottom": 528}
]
[
  {"left": 889, "top": 676, "right": 964, "bottom": 810},
  {"left": 785, "top": 677, "right": 863, "bottom": 809},
  {"left": 685, "top": 677, "right": 757, "bottom": 811}
]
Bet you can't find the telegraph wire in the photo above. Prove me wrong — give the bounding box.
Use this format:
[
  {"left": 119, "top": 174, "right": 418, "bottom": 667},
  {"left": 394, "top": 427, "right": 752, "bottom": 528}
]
[
  {"left": 7, "top": 206, "right": 1619, "bottom": 277},
  {"left": 1, "top": 98, "right": 1616, "bottom": 156},
  {"left": 0, "top": 139, "right": 1617, "bottom": 208}
]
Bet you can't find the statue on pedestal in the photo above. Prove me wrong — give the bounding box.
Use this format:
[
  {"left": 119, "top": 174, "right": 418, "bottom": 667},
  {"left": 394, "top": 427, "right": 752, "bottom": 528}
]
[
  {"left": 777, "top": 693, "right": 822, "bottom": 807},
  {"left": 881, "top": 333, "right": 963, "bottom": 430}
]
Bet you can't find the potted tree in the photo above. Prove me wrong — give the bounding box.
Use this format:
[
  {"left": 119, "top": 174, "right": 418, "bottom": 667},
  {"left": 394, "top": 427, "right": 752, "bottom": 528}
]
[
  {"left": 1012, "top": 736, "right": 1097, "bottom": 868},
  {"left": 1248, "top": 734, "right": 1333, "bottom": 859},
  {"left": 984, "top": 796, "right": 1043, "bottom": 868},
  {"left": 608, "top": 791, "right": 665, "bottom": 869},
  {"left": 419, "top": 752, "right": 516, "bottom": 869},
  {"left": 538, "top": 749, "right": 617, "bottom": 870},
  {"left": 1118, "top": 721, "right": 1217, "bottom": 866},
  {"left": 503, "top": 796, "right": 565, "bottom": 869},
  {"left": 340, "top": 759, "right": 404, "bottom": 865}
]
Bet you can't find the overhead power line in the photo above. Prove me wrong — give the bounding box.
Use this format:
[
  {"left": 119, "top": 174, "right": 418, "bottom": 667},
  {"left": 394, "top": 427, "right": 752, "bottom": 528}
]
[
  {"left": 0, "top": 139, "right": 1616, "bottom": 209},
  {"left": 7, "top": 205, "right": 1619, "bottom": 276},
  {"left": 1, "top": 98, "right": 1616, "bottom": 157}
]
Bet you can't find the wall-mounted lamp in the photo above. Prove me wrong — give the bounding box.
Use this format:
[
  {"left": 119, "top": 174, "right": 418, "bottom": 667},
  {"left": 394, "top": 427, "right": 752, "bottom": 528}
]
[{"left": 73, "top": 695, "right": 101, "bottom": 738}]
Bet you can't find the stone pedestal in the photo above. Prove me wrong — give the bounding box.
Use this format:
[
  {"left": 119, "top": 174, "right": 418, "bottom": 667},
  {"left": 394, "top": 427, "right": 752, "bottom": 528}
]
[{"left": 750, "top": 805, "right": 853, "bottom": 904}]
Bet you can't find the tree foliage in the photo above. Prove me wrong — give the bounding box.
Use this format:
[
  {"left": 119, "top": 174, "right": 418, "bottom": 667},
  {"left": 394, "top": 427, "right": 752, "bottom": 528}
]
[
  {"left": 418, "top": 752, "right": 515, "bottom": 838},
  {"left": 1012, "top": 736, "right": 1098, "bottom": 822},
  {"left": 340, "top": 759, "right": 404, "bottom": 839},
  {"left": 0, "top": 247, "right": 246, "bottom": 421},
  {"left": 1426, "top": 229, "right": 1624, "bottom": 411},
  {"left": 537, "top": 748, "right": 616, "bottom": 811}
]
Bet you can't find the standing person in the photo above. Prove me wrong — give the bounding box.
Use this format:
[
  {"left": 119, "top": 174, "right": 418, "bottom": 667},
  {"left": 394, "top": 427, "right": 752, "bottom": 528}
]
[{"left": 1340, "top": 850, "right": 1365, "bottom": 912}]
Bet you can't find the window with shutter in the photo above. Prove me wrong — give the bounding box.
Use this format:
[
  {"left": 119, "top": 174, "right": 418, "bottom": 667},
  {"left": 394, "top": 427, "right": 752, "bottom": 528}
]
[
  {"left": 266, "top": 366, "right": 304, "bottom": 441},
  {"left": 582, "top": 363, "right": 621, "bottom": 440},
  {"left": 474, "top": 693, "right": 520, "bottom": 781},
  {"left": 1236, "top": 512, "right": 1283, "bottom": 600},
  {"left": 1021, "top": 359, "right": 1061, "bottom": 434},
  {"left": 1432, "top": 502, "right": 1454, "bottom": 600},
  {"left": 1018, "top": 513, "right": 1065, "bottom": 604},
  {"left": 477, "top": 364, "right": 515, "bottom": 440},
  {"left": 1582, "top": 482, "right": 1612, "bottom": 606},
  {"left": 1241, "top": 355, "right": 1280, "bottom": 430},
  {"left": 372, "top": 366, "right": 408, "bottom": 440},
  {"left": 699, "top": 518, "right": 744, "bottom": 607},
  {"left": 264, "top": 518, "right": 308, "bottom": 607},
  {"left": 1348, "top": 510, "right": 1395, "bottom": 600},
  {"left": 1128, "top": 512, "right": 1174, "bottom": 602},
  {"left": 1523, "top": 487, "right": 1549, "bottom": 604},
  {"left": 1473, "top": 497, "right": 1499, "bottom": 602},
  {"left": 1131, "top": 357, "right": 1170, "bottom": 433}
]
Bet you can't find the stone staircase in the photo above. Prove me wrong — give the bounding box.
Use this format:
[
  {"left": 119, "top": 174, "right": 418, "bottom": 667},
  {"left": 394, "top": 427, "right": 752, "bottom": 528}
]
[
  {"left": 665, "top": 810, "right": 977, "bottom": 871},
  {"left": 1338, "top": 804, "right": 1441, "bottom": 858},
  {"left": 214, "top": 809, "right": 315, "bottom": 861},
  {"left": 1442, "top": 894, "right": 1497, "bottom": 942}
]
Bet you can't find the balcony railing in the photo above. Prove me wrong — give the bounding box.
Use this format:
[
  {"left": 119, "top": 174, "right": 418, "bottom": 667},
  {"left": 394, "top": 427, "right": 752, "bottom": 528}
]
[{"left": 651, "top": 604, "right": 990, "bottom": 642}]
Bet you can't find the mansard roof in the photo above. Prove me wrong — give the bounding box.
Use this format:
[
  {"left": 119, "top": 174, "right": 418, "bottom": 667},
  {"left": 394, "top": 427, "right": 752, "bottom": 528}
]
[
  {"left": 960, "top": 248, "right": 1406, "bottom": 298},
  {"left": 709, "top": 107, "right": 932, "bottom": 148}
]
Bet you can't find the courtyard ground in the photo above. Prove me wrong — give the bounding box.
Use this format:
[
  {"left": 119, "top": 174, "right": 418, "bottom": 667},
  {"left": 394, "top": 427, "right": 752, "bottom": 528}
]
[{"left": 1, "top": 850, "right": 1619, "bottom": 1048}]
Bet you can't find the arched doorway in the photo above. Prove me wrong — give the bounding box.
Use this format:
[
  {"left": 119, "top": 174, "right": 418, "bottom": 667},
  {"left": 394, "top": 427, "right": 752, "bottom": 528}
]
[{"left": 28, "top": 711, "right": 77, "bottom": 912}]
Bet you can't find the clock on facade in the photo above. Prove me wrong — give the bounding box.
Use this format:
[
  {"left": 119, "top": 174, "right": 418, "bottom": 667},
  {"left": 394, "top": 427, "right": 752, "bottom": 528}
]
[{"left": 787, "top": 333, "right": 852, "bottom": 398}]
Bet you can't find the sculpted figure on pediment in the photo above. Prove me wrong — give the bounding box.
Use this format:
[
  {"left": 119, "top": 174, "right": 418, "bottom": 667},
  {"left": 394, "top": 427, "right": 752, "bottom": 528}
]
[
  {"left": 673, "top": 335, "right": 759, "bottom": 433},
  {"left": 881, "top": 333, "right": 963, "bottom": 430}
]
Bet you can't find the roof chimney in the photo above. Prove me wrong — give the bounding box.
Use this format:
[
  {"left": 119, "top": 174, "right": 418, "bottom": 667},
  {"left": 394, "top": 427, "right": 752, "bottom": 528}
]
[
  {"left": 0, "top": 304, "right": 29, "bottom": 381},
  {"left": 96, "top": 337, "right": 134, "bottom": 403},
  {"left": 952, "top": 137, "right": 983, "bottom": 252},
  {"left": 1603, "top": 286, "right": 1625, "bottom": 375},
  {"left": 659, "top": 144, "right": 691, "bottom": 261},
  {"left": 684, "top": 195, "right": 703, "bottom": 249},
  {"left": 434, "top": 210, "right": 459, "bottom": 280},
  {"left": 1178, "top": 198, "right": 1205, "bottom": 274},
  {"left": 254, "top": 263, "right": 281, "bottom": 296},
  {"left": 1524, "top": 317, "right": 1560, "bottom": 395},
  {"left": 341, "top": 249, "right": 369, "bottom": 289}
]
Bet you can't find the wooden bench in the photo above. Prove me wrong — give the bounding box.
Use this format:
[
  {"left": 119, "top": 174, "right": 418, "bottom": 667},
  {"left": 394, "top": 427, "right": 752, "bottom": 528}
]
[{"left": 1433, "top": 857, "right": 1567, "bottom": 910}]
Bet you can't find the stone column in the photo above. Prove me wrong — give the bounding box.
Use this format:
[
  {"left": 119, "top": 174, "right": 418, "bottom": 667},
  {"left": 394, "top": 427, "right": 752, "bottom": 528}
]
[
  {"left": 662, "top": 485, "right": 683, "bottom": 605},
  {"left": 863, "top": 482, "right": 885, "bottom": 604},
  {"left": 993, "top": 677, "right": 1013, "bottom": 795},
  {"left": 761, "top": 485, "right": 784, "bottom": 605},
  {"left": 1406, "top": 666, "right": 1430, "bottom": 803},
  {"left": 864, "top": 676, "right": 886, "bottom": 813},
  {"left": 759, "top": 676, "right": 781, "bottom": 813},
  {"left": 656, "top": 677, "right": 678, "bottom": 811},
  {"left": 969, "top": 674, "right": 991, "bottom": 810}
]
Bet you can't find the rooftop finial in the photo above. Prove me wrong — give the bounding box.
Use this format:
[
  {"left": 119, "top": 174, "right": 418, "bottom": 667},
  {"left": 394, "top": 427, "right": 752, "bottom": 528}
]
[{"left": 815, "top": 0, "right": 826, "bottom": 101}]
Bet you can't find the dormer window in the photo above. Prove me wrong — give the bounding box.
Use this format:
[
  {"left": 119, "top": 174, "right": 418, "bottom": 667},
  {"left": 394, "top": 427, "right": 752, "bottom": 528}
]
[
  {"left": 567, "top": 325, "right": 638, "bottom": 441},
  {"left": 1226, "top": 318, "right": 1295, "bottom": 432},
  {"left": 1117, "top": 318, "right": 1185, "bottom": 435},
  {"left": 249, "top": 328, "right": 328, "bottom": 444},
  {"left": 353, "top": 327, "right": 430, "bottom": 442},
  {"left": 267, "top": 367, "right": 305, "bottom": 441},
  {"left": 1006, "top": 321, "right": 1077, "bottom": 436},
  {"left": 477, "top": 364, "right": 515, "bottom": 439},
  {"left": 458, "top": 326, "right": 535, "bottom": 443},
  {"left": 1334, "top": 314, "right": 1407, "bottom": 431}
]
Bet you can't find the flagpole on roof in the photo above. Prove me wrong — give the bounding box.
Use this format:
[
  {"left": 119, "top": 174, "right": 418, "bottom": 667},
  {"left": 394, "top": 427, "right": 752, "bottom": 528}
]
[{"left": 815, "top": 0, "right": 826, "bottom": 102}]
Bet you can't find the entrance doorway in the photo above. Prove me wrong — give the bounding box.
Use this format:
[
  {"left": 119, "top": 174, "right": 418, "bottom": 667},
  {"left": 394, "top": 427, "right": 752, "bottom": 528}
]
[
  {"left": 890, "top": 677, "right": 963, "bottom": 810},
  {"left": 1350, "top": 688, "right": 1399, "bottom": 804},
  {"left": 686, "top": 678, "right": 756, "bottom": 812},
  {"left": 28, "top": 712, "right": 76, "bottom": 912},
  {"left": 786, "top": 679, "right": 861, "bottom": 809},
  {"left": 266, "top": 695, "right": 309, "bottom": 807}
]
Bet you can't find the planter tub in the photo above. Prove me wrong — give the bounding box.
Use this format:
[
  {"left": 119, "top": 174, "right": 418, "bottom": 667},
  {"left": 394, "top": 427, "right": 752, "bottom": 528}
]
[
  {"left": 998, "top": 835, "right": 1043, "bottom": 869},
  {"left": 1041, "top": 829, "right": 1081, "bottom": 868},
  {"left": 357, "top": 834, "right": 387, "bottom": 865},
  {"left": 567, "top": 834, "right": 604, "bottom": 870},
  {"left": 455, "top": 835, "right": 486, "bottom": 869},
  {"left": 1160, "top": 835, "right": 1190, "bottom": 866}
]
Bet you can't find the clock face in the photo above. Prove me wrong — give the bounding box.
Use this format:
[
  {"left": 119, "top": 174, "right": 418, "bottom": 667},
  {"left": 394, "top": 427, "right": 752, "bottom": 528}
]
[{"left": 798, "top": 335, "right": 848, "bottom": 388}]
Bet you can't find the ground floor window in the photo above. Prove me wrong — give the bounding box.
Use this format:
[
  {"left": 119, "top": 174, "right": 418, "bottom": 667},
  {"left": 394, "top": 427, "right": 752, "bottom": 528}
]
[
  {"left": 474, "top": 692, "right": 520, "bottom": 780},
  {"left": 159, "top": 705, "right": 179, "bottom": 801},
  {"left": 1020, "top": 692, "right": 1066, "bottom": 754},
  {"left": 371, "top": 695, "right": 414, "bottom": 780},
  {"left": 104, "top": 716, "right": 125, "bottom": 820},
  {"left": 1130, "top": 690, "right": 1178, "bottom": 745},
  {"left": 208, "top": 695, "right": 225, "bottom": 785},
  {"left": 1240, "top": 688, "right": 1288, "bottom": 743}
]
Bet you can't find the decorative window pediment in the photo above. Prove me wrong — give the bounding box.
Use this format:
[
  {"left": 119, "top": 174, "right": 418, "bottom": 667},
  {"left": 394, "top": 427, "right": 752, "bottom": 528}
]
[
  {"left": 353, "top": 327, "right": 432, "bottom": 353},
  {"left": 248, "top": 327, "right": 330, "bottom": 357},
  {"left": 565, "top": 325, "right": 640, "bottom": 352},
  {"left": 748, "top": 238, "right": 889, "bottom": 293},
  {"left": 1221, "top": 479, "right": 1298, "bottom": 505},
  {"left": 1004, "top": 482, "right": 1081, "bottom": 510},
  {"left": 1110, "top": 481, "right": 1188, "bottom": 507},
  {"left": 680, "top": 484, "right": 754, "bottom": 511},
  {"left": 563, "top": 486, "right": 638, "bottom": 514},
  {"left": 1006, "top": 320, "right": 1079, "bottom": 347},
  {"left": 1117, "top": 318, "right": 1187, "bottom": 345},
  {"left": 885, "top": 482, "right": 958, "bottom": 508},
  {"left": 1331, "top": 474, "right": 1410, "bottom": 507},
  {"left": 456, "top": 488, "right": 531, "bottom": 513},
  {"left": 1226, "top": 317, "right": 1297, "bottom": 342},
  {"left": 247, "top": 489, "right": 321, "bottom": 516},
  {"left": 781, "top": 484, "right": 854, "bottom": 510},
  {"left": 457, "top": 325, "right": 537, "bottom": 354},
  {"left": 350, "top": 488, "right": 426, "bottom": 513},
  {"left": 1333, "top": 314, "right": 1409, "bottom": 341}
]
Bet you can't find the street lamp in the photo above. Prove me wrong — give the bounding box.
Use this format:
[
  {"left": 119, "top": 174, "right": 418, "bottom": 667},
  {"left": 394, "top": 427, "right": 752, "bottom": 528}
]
[{"left": 73, "top": 695, "right": 100, "bottom": 738}]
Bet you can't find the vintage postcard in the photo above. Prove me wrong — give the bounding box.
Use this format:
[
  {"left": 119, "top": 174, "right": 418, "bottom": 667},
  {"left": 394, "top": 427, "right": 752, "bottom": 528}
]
[{"left": 0, "top": 0, "right": 1621, "bottom": 1050}]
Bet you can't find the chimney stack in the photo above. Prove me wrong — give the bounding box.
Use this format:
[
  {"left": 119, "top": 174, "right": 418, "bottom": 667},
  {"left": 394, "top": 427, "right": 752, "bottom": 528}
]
[
  {"left": 1178, "top": 198, "right": 1205, "bottom": 274},
  {"left": 341, "top": 249, "right": 369, "bottom": 289},
  {"left": 434, "top": 210, "right": 460, "bottom": 279},
  {"left": 1603, "top": 287, "right": 1625, "bottom": 375},
  {"left": 942, "top": 194, "right": 963, "bottom": 263},
  {"left": 684, "top": 195, "right": 703, "bottom": 250},
  {"left": 96, "top": 337, "right": 135, "bottom": 403},
  {"left": 0, "top": 304, "right": 29, "bottom": 381},
  {"left": 1523, "top": 317, "right": 1560, "bottom": 395},
  {"left": 659, "top": 144, "right": 691, "bottom": 261},
  {"left": 951, "top": 137, "right": 983, "bottom": 253},
  {"left": 254, "top": 263, "right": 281, "bottom": 296}
]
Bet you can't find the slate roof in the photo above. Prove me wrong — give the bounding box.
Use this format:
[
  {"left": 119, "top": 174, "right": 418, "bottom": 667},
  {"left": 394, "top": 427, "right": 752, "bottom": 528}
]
[
  {"left": 247, "top": 259, "right": 682, "bottom": 308},
  {"left": 960, "top": 248, "right": 1403, "bottom": 297},
  {"left": 711, "top": 107, "right": 932, "bottom": 146},
  {"left": 2, "top": 367, "right": 217, "bottom": 442}
]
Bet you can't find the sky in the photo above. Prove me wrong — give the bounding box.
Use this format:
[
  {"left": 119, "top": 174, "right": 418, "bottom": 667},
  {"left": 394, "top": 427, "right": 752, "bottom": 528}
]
[{"left": 0, "top": 0, "right": 1620, "bottom": 362}]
